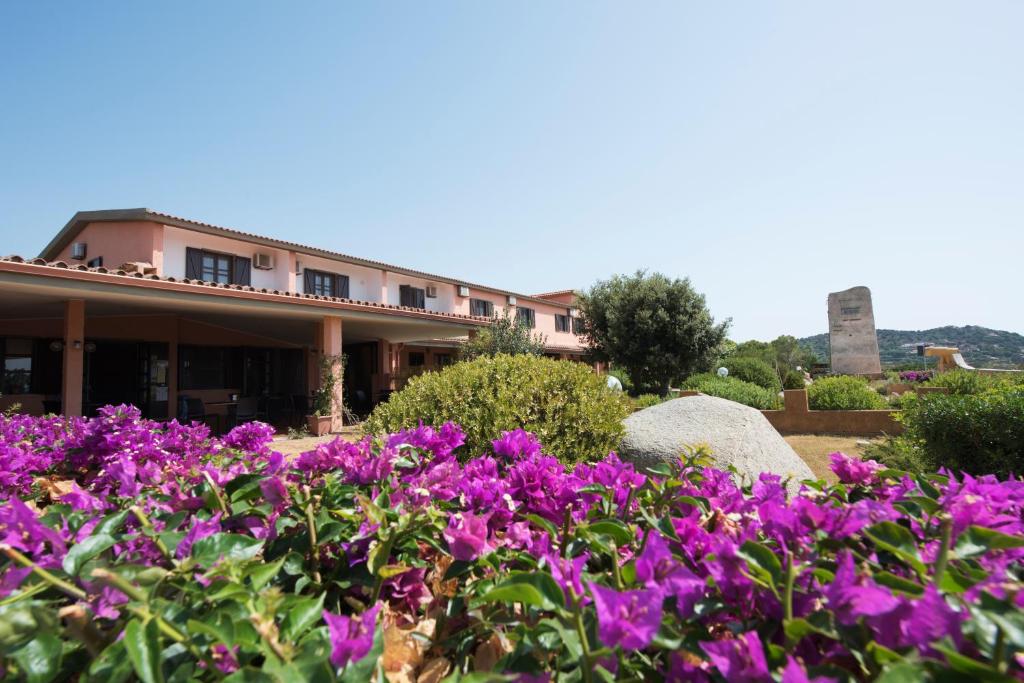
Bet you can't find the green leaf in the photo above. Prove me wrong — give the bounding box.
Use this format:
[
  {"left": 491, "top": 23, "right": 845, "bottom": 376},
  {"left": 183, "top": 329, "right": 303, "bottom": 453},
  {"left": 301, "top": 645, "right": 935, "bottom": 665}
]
[
  {"left": 584, "top": 519, "right": 634, "bottom": 547},
  {"left": 473, "top": 572, "right": 565, "bottom": 611},
  {"left": 367, "top": 535, "right": 396, "bottom": 577},
  {"left": 10, "top": 634, "right": 63, "bottom": 683},
  {"left": 86, "top": 638, "right": 134, "bottom": 683},
  {"left": 864, "top": 522, "right": 927, "bottom": 577},
  {"left": 737, "top": 541, "right": 783, "bottom": 587},
  {"left": 223, "top": 669, "right": 276, "bottom": 683},
  {"left": 934, "top": 645, "right": 1017, "bottom": 683},
  {"left": 955, "top": 525, "right": 1024, "bottom": 559},
  {"left": 192, "top": 533, "right": 264, "bottom": 565},
  {"left": 873, "top": 571, "right": 925, "bottom": 596},
  {"left": 93, "top": 509, "right": 131, "bottom": 536},
  {"left": 875, "top": 660, "right": 926, "bottom": 683},
  {"left": 247, "top": 556, "right": 286, "bottom": 590},
  {"left": 784, "top": 616, "right": 837, "bottom": 641},
  {"left": 523, "top": 514, "right": 560, "bottom": 540},
  {"left": 281, "top": 592, "right": 326, "bottom": 641},
  {"left": 123, "top": 619, "right": 164, "bottom": 683},
  {"left": 62, "top": 533, "right": 116, "bottom": 576}
]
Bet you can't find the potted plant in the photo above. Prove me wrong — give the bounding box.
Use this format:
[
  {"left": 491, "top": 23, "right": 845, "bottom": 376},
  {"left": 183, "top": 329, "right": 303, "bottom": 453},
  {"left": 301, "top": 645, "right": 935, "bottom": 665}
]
[{"left": 307, "top": 354, "right": 342, "bottom": 436}]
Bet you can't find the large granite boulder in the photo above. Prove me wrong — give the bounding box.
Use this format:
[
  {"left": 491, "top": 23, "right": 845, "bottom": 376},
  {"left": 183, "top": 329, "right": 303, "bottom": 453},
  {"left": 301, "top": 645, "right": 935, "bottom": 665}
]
[{"left": 619, "top": 395, "right": 814, "bottom": 485}]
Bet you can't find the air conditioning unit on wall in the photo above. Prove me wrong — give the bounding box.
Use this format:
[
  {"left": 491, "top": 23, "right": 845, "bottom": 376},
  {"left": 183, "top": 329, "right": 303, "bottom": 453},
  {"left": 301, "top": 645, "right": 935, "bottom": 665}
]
[
  {"left": 426, "top": 285, "right": 438, "bottom": 298},
  {"left": 507, "top": 295, "right": 517, "bottom": 306},
  {"left": 253, "top": 252, "right": 274, "bottom": 269},
  {"left": 70, "top": 242, "right": 87, "bottom": 260},
  {"left": 457, "top": 285, "right": 470, "bottom": 297}
]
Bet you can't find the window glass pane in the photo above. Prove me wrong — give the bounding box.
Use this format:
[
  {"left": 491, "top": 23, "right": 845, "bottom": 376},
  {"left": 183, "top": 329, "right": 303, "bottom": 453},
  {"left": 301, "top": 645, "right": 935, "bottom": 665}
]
[{"left": 2, "top": 339, "right": 33, "bottom": 395}]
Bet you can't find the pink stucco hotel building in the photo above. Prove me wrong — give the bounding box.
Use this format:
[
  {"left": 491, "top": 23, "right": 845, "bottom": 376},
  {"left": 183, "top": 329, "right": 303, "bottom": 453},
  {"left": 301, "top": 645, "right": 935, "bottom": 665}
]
[{"left": 0, "top": 209, "right": 591, "bottom": 430}]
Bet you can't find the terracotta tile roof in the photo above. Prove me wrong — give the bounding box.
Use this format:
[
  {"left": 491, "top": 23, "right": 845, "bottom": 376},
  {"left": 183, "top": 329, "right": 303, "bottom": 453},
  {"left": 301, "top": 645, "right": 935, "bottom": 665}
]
[
  {"left": 41, "top": 209, "right": 573, "bottom": 308},
  {"left": 532, "top": 289, "right": 578, "bottom": 298},
  {"left": 0, "top": 255, "right": 490, "bottom": 325}
]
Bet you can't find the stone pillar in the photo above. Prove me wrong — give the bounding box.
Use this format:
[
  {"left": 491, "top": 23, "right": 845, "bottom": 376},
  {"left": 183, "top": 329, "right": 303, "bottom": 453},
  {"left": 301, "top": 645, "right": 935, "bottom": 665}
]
[
  {"left": 62, "top": 300, "right": 85, "bottom": 417},
  {"left": 320, "top": 316, "right": 344, "bottom": 432},
  {"left": 380, "top": 270, "right": 389, "bottom": 305}
]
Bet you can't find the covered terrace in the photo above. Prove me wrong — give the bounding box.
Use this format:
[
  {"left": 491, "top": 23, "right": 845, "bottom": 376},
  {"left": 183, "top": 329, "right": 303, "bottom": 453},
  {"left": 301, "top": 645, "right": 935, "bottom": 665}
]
[{"left": 0, "top": 257, "right": 486, "bottom": 432}]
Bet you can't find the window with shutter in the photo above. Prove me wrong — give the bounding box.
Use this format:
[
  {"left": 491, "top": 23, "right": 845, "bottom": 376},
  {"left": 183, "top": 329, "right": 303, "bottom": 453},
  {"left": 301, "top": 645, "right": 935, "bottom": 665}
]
[
  {"left": 515, "top": 307, "right": 536, "bottom": 329},
  {"left": 400, "top": 285, "right": 426, "bottom": 308},
  {"left": 233, "top": 256, "right": 252, "bottom": 286},
  {"left": 555, "top": 314, "right": 570, "bottom": 332},
  {"left": 336, "top": 275, "right": 350, "bottom": 299},
  {"left": 470, "top": 299, "right": 494, "bottom": 317}
]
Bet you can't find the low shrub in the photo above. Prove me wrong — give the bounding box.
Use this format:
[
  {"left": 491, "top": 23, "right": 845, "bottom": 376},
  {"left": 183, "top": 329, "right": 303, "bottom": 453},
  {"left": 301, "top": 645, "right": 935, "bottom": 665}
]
[
  {"left": 782, "top": 369, "right": 806, "bottom": 390},
  {"left": 900, "top": 387, "right": 1024, "bottom": 477},
  {"left": 807, "top": 375, "right": 888, "bottom": 410},
  {"left": 366, "top": 354, "right": 629, "bottom": 463},
  {"left": 723, "top": 356, "right": 781, "bottom": 392},
  {"left": 681, "top": 373, "right": 780, "bottom": 409},
  {"left": 0, "top": 410, "right": 1021, "bottom": 681},
  {"left": 632, "top": 393, "right": 667, "bottom": 410},
  {"left": 861, "top": 434, "right": 930, "bottom": 473},
  {"left": 924, "top": 368, "right": 997, "bottom": 395}
]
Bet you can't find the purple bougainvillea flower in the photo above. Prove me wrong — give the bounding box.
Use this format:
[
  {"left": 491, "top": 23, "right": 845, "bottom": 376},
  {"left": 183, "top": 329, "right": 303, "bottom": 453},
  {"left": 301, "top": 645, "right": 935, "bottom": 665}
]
[
  {"left": 701, "top": 631, "right": 770, "bottom": 683},
  {"left": 443, "top": 511, "right": 492, "bottom": 561},
  {"left": 824, "top": 552, "right": 900, "bottom": 625},
  {"left": 60, "top": 483, "right": 108, "bottom": 512},
  {"left": 867, "top": 585, "right": 963, "bottom": 653},
  {"left": 588, "top": 582, "right": 662, "bottom": 651},
  {"left": 382, "top": 567, "right": 429, "bottom": 612},
  {"left": 544, "top": 552, "right": 589, "bottom": 604},
  {"left": 323, "top": 603, "right": 381, "bottom": 669},
  {"left": 175, "top": 513, "right": 222, "bottom": 559},
  {"left": 829, "top": 452, "right": 882, "bottom": 486},
  {"left": 259, "top": 476, "right": 290, "bottom": 507},
  {"left": 492, "top": 429, "right": 542, "bottom": 460},
  {"left": 635, "top": 532, "right": 706, "bottom": 613},
  {"left": 781, "top": 655, "right": 837, "bottom": 683}
]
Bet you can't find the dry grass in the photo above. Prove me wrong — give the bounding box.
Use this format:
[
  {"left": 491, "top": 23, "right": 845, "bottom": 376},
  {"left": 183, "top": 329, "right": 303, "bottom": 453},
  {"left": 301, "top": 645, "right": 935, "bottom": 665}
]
[
  {"left": 784, "top": 434, "right": 881, "bottom": 482},
  {"left": 272, "top": 426, "right": 363, "bottom": 456}
]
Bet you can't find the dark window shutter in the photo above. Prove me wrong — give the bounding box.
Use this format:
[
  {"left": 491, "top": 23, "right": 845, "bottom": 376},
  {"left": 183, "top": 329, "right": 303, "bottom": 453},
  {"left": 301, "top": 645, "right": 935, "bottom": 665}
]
[
  {"left": 415, "top": 288, "right": 425, "bottom": 309},
  {"left": 304, "top": 269, "right": 315, "bottom": 294},
  {"left": 185, "top": 248, "right": 202, "bottom": 279},
  {"left": 336, "top": 274, "right": 350, "bottom": 299},
  {"left": 399, "top": 285, "right": 410, "bottom": 306},
  {"left": 233, "top": 256, "right": 252, "bottom": 286}
]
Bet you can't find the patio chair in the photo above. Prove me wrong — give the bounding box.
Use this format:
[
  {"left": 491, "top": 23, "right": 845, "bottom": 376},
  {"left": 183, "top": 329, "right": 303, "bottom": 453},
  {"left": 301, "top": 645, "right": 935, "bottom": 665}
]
[
  {"left": 180, "top": 396, "right": 218, "bottom": 432},
  {"left": 235, "top": 396, "right": 260, "bottom": 424}
]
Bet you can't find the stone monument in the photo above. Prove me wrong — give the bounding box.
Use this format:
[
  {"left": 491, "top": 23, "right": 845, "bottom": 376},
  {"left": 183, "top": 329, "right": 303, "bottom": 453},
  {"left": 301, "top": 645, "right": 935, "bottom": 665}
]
[{"left": 827, "top": 286, "right": 882, "bottom": 376}]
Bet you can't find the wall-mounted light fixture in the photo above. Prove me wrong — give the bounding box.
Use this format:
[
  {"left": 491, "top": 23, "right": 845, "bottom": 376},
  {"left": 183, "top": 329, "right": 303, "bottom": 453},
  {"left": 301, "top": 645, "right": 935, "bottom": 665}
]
[
  {"left": 49, "top": 340, "right": 64, "bottom": 352},
  {"left": 72, "top": 340, "right": 82, "bottom": 350}
]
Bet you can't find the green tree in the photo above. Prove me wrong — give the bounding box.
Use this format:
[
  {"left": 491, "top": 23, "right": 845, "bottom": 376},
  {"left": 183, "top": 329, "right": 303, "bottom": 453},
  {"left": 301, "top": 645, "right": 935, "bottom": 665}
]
[
  {"left": 460, "top": 309, "right": 548, "bottom": 360},
  {"left": 578, "top": 271, "right": 730, "bottom": 395}
]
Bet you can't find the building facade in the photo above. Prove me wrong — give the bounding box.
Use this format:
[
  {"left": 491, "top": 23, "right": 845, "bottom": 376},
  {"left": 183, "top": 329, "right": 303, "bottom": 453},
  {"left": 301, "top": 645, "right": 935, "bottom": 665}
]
[{"left": 0, "top": 209, "right": 590, "bottom": 430}]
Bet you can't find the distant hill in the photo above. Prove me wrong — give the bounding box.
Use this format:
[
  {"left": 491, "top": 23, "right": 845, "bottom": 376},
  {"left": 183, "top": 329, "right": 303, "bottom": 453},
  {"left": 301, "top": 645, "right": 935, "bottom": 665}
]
[{"left": 799, "top": 325, "right": 1024, "bottom": 369}]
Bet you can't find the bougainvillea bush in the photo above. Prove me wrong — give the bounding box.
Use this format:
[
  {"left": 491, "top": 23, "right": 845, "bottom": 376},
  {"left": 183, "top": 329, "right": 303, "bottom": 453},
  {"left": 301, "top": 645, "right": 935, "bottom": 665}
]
[{"left": 1, "top": 406, "right": 1023, "bottom": 682}]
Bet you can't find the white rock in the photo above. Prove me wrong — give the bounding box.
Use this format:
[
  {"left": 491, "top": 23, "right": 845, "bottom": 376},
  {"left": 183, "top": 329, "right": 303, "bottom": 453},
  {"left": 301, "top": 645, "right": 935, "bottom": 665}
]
[{"left": 619, "top": 394, "right": 814, "bottom": 488}]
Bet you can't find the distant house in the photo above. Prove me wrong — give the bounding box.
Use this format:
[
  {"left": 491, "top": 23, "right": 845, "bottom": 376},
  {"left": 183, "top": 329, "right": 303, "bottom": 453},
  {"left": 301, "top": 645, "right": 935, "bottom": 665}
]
[{"left": 0, "top": 209, "right": 590, "bottom": 428}]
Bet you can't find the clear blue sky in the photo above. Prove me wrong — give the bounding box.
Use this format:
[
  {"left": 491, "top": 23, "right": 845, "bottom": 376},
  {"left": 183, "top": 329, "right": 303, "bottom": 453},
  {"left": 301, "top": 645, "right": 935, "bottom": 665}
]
[{"left": 2, "top": 2, "right": 1022, "bottom": 341}]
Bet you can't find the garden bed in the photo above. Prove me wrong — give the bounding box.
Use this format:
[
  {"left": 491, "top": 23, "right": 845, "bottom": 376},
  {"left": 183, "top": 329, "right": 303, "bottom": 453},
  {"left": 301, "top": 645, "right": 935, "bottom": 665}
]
[{"left": 0, "top": 405, "right": 1021, "bottom": 681}]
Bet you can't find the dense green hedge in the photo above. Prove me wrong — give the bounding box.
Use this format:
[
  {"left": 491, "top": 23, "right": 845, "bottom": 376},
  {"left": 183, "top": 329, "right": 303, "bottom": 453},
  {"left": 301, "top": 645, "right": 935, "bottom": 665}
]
[
  {"left": 723, "top": 357, "right": 781, "bottom": 392},
  {"left": 680, "top": 373, "right": 780, "bottom": 409},
  {"left": 782, "top": 369, "right": 806, "bottom": 390},
  {"left": 366, "top": 354, "right": 629, "bottom": 463},
  {"left": 923, "top": 368, "right": 1023, "bottom": 395},
  {"left": 807, "top": 375, "right": 887, "bottom": 410},
  {"left": 899, "top": 388, "right": 1024, "bottom": 477}
]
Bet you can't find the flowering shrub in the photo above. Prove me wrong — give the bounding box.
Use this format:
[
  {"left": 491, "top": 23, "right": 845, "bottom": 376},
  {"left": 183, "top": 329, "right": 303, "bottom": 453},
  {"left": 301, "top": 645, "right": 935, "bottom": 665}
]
[
  {"left": 0, "top": 406, "right": 1022, "bottom": 682},
  {"left": 807, "top": 375, "right": 888, "bottom": 410},
  {"left": 899, "top": 370, "right": 934, "bottom": 383}
]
